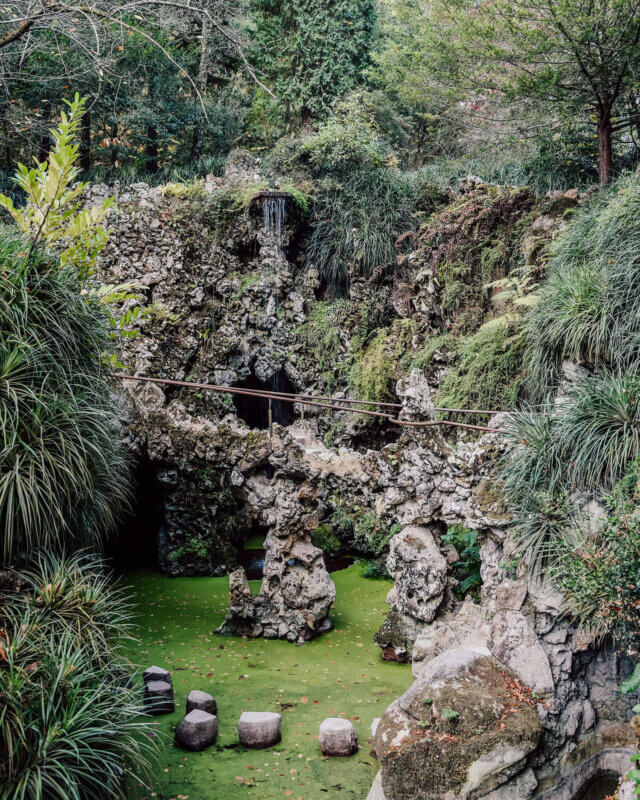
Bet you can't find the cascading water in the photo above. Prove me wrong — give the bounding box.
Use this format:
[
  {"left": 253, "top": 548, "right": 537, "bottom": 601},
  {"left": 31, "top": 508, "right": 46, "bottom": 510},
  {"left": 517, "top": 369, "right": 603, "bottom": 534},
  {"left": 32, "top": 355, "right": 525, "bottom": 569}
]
[{"left": 262, "top": 192, "right": 287, "bottom": 259}]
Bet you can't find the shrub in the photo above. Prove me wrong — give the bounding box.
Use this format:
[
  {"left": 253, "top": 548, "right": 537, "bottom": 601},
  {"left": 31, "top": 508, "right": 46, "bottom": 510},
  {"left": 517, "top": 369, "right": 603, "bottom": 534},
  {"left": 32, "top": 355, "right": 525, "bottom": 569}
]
[
  {"left": 0, "top": 553, "right": 156, "bottom": 800},
  {"left": 0, "top": 231, "right": 129, "bottom": 564},
  {"left": 526, "top": 171, "right": 640, "bottom": 397},
  {"left": 548, "top": 474, "right": 640, "bottom": 650},
  {"left": 501, "top": 373, "right": 640, "bottom": 574},
  {"left": 442, "top": 525, "right": 482, "bottom": 599},
  {"left": 306, "top": 168, "right": 427, "bottom": 293}
]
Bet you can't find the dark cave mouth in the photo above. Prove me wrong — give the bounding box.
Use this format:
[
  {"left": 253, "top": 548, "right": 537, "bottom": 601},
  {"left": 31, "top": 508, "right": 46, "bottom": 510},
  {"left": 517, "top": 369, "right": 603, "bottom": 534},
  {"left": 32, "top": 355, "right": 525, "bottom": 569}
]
[{"left": 232, "top": 369, "right": 297, "bottom": 429}]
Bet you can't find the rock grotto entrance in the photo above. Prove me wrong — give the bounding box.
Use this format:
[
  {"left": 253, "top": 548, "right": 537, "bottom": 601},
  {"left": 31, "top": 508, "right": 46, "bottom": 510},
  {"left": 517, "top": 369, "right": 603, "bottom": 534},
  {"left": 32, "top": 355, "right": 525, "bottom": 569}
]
[
  {"left": 108, "top": 452, "right": 165, "bottom": 567},
  {"left": 575, "top": 774, "right": 620, "bottom": 800},
  {"left": 232, "top": 369, "right": 297, "bottom": 429}
]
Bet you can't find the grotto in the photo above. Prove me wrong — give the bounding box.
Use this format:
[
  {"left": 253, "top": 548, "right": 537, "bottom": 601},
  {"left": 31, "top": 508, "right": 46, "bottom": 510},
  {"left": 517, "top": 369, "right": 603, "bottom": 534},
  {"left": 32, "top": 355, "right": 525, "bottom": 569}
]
[{"left": 77, "top": 153, "right": 639, "bottom": 800}]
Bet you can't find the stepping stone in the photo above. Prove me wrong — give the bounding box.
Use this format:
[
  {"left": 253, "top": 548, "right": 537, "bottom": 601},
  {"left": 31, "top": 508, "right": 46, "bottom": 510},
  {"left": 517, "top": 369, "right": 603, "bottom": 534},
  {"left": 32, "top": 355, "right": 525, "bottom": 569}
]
[
  {"left": 371, "top": 718, "right": 381, "bottom": 738},
  {"left": 143, "top": 665, "right": 171, "bottom": 685},
  {"left": 186, "top": 690, "right": 217, "bottom": 716},
  {"left": 143, "top": 680, "right": 175, "bottom": 715},
  {"left": 237, "top": 711, "right": 282, "bottom": 749},
  {"left": 319, "top": 718, "right": 358, "bottom": 757},
  {"left": 174, "top": 710, "right": 218, "bottom": 751}
]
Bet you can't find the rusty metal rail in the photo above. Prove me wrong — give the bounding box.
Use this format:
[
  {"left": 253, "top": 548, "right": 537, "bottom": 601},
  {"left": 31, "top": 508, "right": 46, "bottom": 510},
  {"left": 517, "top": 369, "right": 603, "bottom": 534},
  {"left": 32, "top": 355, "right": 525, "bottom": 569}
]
[{"left": 112, "top": 373, "right": 506, "bottom": 434}]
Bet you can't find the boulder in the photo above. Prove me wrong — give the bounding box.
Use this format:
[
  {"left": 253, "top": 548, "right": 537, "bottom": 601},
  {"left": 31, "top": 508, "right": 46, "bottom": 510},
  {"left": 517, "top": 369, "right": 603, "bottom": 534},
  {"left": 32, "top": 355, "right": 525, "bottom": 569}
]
[
  {"left": 174, "top": 709, "right": 218, "bottom": 751},
  {"left": 143, "top": 665, "right": 171, "bottom": 684},
  {"left": 186, "top": 690, "right": 217, "bottom": 716},
  {"left": 374, "top": 648, "right": 542, "bottom": 800},
  {"left": 143, "top": 680, "right": 175, "bottom": 715},
  {"left": 319, "top": 718, "right": 358, "bottom": 757},
  {"left": 489, "top": 610, "right": 554, "bottom": 695},
  {"left": 237, "top": 711, "right": 282, "bottom": 749},
  {"left": 375, "top": 526, "right": 448, "bottom": 661},
  {"left": 412, "top": 599, "right": 490, "bottom": 677}
]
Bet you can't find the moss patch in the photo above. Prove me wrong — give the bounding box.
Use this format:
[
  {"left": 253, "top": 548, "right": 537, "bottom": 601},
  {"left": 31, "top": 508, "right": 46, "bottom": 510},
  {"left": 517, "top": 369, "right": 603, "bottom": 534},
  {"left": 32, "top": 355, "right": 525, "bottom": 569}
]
[
  {"left": 435, "top": 318, "right": 526, "bottom": 425},
  {"left": 123, "top": 565, "right": 410, "bottom": 800}
]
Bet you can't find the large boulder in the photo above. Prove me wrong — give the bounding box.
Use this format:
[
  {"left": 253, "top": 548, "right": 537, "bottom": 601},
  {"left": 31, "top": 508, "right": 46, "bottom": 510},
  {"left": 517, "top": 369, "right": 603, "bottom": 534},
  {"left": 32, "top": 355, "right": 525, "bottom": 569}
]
[
  {"left": 374, "top": 649, "right": 542, "bottom": 800},
  {"left": 375, "top": 526, "right": 448, "bottom": 661}
]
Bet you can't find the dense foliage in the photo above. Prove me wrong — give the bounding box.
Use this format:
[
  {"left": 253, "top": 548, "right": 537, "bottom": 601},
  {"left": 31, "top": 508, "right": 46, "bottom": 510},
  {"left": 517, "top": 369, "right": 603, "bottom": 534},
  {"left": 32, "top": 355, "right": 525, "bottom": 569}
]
[
  {"left": 0, "top": 553, "right": 156, "bottom": 800},
  {"left": 0, "top": 231, "right": 128, "bottom": 565},
  {"left": 250, "top": 0, "right": 377, "bottom": 130}
]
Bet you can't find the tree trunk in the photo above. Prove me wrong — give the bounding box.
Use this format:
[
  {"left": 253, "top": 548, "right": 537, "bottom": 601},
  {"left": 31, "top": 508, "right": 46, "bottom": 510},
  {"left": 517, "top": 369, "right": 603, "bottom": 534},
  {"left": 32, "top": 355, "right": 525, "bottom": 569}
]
[
  {"left": 146, "top": 77, "right": 159, "bottom": 174},
  {"left": 301, "top": 105, "right": 313, "bottom": 131},
  {"left": 597, "top": 106, "right": 613, "bottom": 185},
  {"left": 146, "top": 124, "right": 158, "bottom": 174},
  {"left": 80, "top": 108, "right": 91, "bottom": 172},
  {"left": 191, "top": 11, "right": 210, "bottom": 162},
  {"left": 110, "top": 122, "right": 119, "bottom": 167}
]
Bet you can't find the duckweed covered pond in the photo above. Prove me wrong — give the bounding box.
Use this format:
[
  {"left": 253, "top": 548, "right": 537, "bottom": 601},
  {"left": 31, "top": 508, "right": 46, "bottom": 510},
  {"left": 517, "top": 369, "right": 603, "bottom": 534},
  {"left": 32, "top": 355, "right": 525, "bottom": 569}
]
[{"left": 124, "top": 565, "right": 411, "bottom": 800}]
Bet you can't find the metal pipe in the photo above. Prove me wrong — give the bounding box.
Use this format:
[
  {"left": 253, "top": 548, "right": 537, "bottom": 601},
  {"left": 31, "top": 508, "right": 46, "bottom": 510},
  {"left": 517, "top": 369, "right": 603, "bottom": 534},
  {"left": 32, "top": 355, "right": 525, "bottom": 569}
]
[{"left": 112, "top": 373, "right": 505, "bottom": 433}]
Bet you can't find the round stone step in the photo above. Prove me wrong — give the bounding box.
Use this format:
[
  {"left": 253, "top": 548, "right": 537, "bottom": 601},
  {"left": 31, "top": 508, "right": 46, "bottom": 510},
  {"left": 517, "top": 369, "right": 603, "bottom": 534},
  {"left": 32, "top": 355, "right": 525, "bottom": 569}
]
[
  {"left": 186, "top": 689, "right": 217, "bottom": 716},
  {"left": 174, "top": 710, "right": 218, "bottom": 751},
  {"left": 143, "top": 679, "right": 175, "bottom": 715},
  {"left": 143, "top": 665, "right": 171, "bottom": 685},
  {"left": 319, "top": 717, "right": 358, "bottom": 756},
  {"left": 237, "top": 711, "right": 282, "bottom": 749}
]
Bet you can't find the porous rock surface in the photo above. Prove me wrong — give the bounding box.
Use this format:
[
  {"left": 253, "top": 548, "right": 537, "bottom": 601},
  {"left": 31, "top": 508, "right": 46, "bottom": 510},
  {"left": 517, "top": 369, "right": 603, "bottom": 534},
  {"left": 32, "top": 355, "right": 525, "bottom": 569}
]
[
  {"left": 237, "top": 711, "right": 282, "bottom": 749},
  {"left": 319, "top": 718, "right": 359, "bottom": 757}
]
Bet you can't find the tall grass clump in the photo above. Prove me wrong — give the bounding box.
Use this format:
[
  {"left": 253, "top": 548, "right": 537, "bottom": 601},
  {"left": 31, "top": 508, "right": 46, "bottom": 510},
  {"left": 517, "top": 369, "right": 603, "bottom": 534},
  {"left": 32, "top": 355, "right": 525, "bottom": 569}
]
[
  {"left": 501, "top": 373, "right": 640, "bottom": 574},
  {"left": 0, "top": 552, "right": 157, "bottom": 800},
  {"left": 0, "top": 229, "right": 129, "bottom": 565},
  {"left": 307, "top": 168, "right": 433, "bottom": 295},
  {"left": 526, "top": 171, "right": 640, "bottom": 398}
]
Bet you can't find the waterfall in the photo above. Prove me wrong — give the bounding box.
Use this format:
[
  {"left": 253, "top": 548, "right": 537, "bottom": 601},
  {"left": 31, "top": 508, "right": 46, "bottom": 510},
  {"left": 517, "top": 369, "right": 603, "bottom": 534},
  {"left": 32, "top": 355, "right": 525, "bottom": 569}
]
[{"left": 262, "top": 193, "right": 287, "bottom": 258}]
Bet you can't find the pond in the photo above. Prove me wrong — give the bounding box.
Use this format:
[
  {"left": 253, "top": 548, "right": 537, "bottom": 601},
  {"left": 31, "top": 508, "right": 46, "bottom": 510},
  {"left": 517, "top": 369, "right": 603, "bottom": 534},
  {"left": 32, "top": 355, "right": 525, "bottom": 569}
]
[{"left": 123, "top": 564, "right": 411, "bottom": 800}]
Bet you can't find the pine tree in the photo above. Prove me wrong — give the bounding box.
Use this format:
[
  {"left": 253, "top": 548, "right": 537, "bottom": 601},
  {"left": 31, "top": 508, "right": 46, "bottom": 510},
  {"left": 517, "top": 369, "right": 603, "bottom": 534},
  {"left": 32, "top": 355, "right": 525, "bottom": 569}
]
[{"left": 251, "top": 0, "right": 377, "bottom": 128}]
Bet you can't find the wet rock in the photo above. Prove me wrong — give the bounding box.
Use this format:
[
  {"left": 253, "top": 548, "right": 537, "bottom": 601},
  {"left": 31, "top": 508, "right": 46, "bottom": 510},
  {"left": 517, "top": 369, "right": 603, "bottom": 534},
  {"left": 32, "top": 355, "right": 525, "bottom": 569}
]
[
  {"left": 237, "top": 711, "right": 282, "bottom": 749},
  {"left": 319, "top": 718, "right": 358, "bottom": 757},
  {"left": 174, "top": 709, "right": 218, "bottom": 751},
  {"left": 186, "top": 690, "right": 217, "bottom": 716},
  {"left": 375, "top": 649, "right": 541, "bottom": 800},
  {"left": 143, "top": 680, "right": 175, "bottom": 715}
]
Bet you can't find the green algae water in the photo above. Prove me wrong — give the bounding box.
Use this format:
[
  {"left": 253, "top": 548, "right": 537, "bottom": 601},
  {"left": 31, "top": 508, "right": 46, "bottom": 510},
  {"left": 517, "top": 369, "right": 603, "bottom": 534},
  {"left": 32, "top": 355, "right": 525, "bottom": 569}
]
[{"left": 123, "top": 565, "right": 411, "bottom": 800}]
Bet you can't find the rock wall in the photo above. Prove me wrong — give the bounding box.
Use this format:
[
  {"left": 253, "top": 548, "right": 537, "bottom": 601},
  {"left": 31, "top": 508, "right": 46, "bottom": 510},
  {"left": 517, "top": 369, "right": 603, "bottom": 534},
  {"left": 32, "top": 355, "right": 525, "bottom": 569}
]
[{"left": 90, "top": 160, "right": 636, "bottom": 795}]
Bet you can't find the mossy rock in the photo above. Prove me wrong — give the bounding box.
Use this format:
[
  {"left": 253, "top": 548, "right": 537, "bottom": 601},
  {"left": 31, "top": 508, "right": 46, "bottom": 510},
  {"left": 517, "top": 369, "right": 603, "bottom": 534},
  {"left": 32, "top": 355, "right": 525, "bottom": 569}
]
[{"left": 376, "top": 649, "right": 541, "bottom": 800}]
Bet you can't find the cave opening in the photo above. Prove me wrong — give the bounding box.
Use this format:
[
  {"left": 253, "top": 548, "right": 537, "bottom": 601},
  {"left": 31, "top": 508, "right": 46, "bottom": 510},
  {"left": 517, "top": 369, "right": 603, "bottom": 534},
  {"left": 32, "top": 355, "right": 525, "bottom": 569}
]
[
  {"left": 232, "top": 369, "right": 297, "bottom": 429},
  {"left": 575, "top": 773, "right": 620, "bottom": 800},
  {"left": 107, "top": 452, "right": 164, "bottom": 569},
  {"left": 240, "top": 521, "right": 270, "bottom": 580}
]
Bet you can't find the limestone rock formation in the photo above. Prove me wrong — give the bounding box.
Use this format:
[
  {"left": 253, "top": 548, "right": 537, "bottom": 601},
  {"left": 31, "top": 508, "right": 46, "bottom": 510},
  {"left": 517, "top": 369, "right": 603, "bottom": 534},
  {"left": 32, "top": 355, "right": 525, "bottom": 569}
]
[
  {"left": 374, "top": 526, "right": 448, "bottom": 661},
  {"left": 374, "top": 649, "right": 542, "bottom": 800}
]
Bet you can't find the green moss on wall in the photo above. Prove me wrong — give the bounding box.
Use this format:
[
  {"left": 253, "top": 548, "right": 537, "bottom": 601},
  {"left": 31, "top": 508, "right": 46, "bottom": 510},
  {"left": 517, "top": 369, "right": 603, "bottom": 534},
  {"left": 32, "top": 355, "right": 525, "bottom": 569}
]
[{"left": 434, "top": 318, "right": 526, "bottom": 424}]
